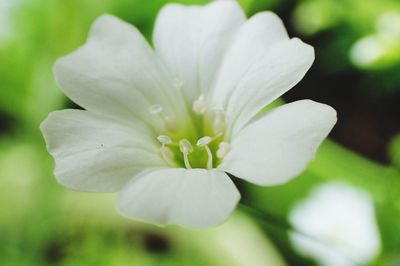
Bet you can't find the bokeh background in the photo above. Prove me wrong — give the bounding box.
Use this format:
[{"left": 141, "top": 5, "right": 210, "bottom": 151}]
[{"left": 1, "top": 0, "right": 400, "bottom": 265}]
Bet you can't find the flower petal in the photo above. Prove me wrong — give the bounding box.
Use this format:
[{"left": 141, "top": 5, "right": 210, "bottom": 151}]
[
  {"left": 54, "top": 15, "right": 188, "bottom": 132},
  {"left": 116, "top": 168, "right": 240, "bottom": 228},
  {"left": 218, "top": 100, "right": 337, "bottom": 186},
  {"left": 209, "top": 12, "right": 314, "bottom": 136},
  {"left": 289, "top": 182, "right": 381, "bottom": 265},
  {"left": 41, "top": 110, "right": 166, "bottom": 192},
  {"left": 153, "top": 1, "right": 245, "bottom": 102}
]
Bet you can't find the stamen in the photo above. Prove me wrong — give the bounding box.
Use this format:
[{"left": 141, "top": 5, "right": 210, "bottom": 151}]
[
  {"left": 197, "top": 136, "right": 213, "bottom": 169},
  {"left": 157, "top": 135, "right": 175, "bottom": 166},
  {"left": 179, "top": 139, "right": 193, "bottom": 154},
  {"left": 179, "top": 139, "right": 193, "bottom": 169},
  {"left": 149, "top": 104, "right": 163, "bottom": 114},
  {"left": 212, "top": 108, "right": 227, "bottom": 134},
  {"left": 196, "top": 136, "right": 212, "bottom": 147},
  {"left": 157, "top": 135, "right": 172, "bottom": 145},
  {"left": 193, "top": 95, "right": 207, "bottom": 115},
  {"left": 160, "top": 146, "right": 175, "bottom": 167},
  {"left": 217, "top": 142, "right": 231, "bottom": 159},
  {"left": 150, "top": 105, "right": 178, "bottom": 133}
]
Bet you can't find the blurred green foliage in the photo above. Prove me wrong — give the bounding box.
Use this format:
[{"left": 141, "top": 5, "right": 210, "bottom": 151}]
[
  {"left": 0, "top": 0, "right": 400, "bottom": 265},
  {"left": 292, "top": 0, "right": 400, "bottom": 96}
]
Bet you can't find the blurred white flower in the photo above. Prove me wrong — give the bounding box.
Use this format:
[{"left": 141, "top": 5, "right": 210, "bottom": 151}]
[
  {"left": 350, "top": 11, "right": 400, "bottom": 69},
  {"left": 289, "top": 182, "right": 381, "bottom": 266},
  {"left": 41, "top": 0, "right": 336, "bottom": 228},
  {"left": 377, "top": 11, "right": 400, "bottom": 39},
  {"left": 350, "top": 35, "right": 386, "bottom": 67}
]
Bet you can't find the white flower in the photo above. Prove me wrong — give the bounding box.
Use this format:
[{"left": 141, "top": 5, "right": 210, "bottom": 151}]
[
  {"left": 41, "top": 0, "right": 336, "bottom": 228},
  {"left": 289, "top": 182, "right": 381, "bottom": 266}
]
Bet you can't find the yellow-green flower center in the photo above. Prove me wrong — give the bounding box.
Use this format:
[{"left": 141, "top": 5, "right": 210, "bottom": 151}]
[{"left": 152, "top": 93, "right": 231, "bottom": 169}]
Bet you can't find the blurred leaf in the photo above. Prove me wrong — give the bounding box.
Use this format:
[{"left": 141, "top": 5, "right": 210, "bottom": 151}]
[{"left": 389, "top": 134, "right": 400, "bottom": 169}]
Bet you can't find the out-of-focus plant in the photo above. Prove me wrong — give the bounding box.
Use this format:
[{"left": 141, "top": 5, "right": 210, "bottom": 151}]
[
  {"left": 389, "top": 135, "right": 400, "bottom": 169},
  {"left": 293, "top": 0, "right": 400, "bottom": 95},
  {"left": 351, "top": 11, "right": 400, "bottom": 69},
  {"left": 0, "top": 0, "right": 400, "bottom": 266}
]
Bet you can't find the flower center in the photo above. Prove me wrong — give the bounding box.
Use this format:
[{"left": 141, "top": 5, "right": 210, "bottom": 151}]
[{"left": 151, "top": 93, "right": 231, "bottom": 169}]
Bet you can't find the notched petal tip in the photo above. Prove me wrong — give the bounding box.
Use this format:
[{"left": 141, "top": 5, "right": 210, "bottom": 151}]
[
  {"left": 52, "top": 13, "right": 123, "bottom": 68},
  {"left": 160, "top": 0, "right": 243, "bottom": 9},
  {"left": 156, "top": 0, "right": 245, "bottom": 21},
  {"left": 210, "top": 0, "right": 245, "bottom": 10},
  {"left": 39, "top": 113, "right": 51, "bottom": 134},
  {"left": 93, "top": 13, "right": 120, "bottom": 23},
  {"left": 39, "top": 109, "right": 77, "bottom": 151},
  {"left": 290, "top": 37, "right": 315, "bottom": 63},
  {"left": 220, "top": 99, "right": 337, "bottom": 187},
  {"left": 321, "top": 103, "right": 338, "bottom": 127},
  {"left": 39, "top": 110, "right": 61, "bottom": 137},
  {"left": 249, "top": 11, "right": 288, "bottom": 36},
  {"left": 88, "top": 12, "right": 145, "bottom": 44},
  {"left": 300, "top": 99, "right": 338, "bottom": 128},
  {"left": 52, "top": 56, "right": 71, "bottom": 89},
  {"left": 89, "top": 13, "right": 128, "bottom": 34}
]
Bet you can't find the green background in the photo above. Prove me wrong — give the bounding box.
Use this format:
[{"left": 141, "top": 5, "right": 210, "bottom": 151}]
[{"left": 1, "top": 0, "right": 400, "bottom": 265}]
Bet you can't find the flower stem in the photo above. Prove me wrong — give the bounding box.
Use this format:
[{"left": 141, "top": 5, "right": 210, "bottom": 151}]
[
  {"left": 239, "top": 199, "right": 294, "bottom": 232},
  {"left": 239, "top": 198, "right": 320, "bottom": 243}
]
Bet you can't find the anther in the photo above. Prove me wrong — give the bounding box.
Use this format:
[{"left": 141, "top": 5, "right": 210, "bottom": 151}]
[
  {"left": 160, "top": 146, "right": 175, "bottom": 167},
  {"left": 217, "top": 142, "right": 231, "bottom": 159},
  {"left": 157, "top": 135, "right": 175, "bottom": 166},
  {"left": 179, "top": 139, "right": 193, "bottom": 154},
  {"left": 196, "top": 136, "right": 212, "bottom": 147},
  {"left": 157, "top": 135, "right": 172, "bottom": 145},
  {"left": 193, "top": 95, "right": 207, "bottom": 115},
  {"left": 149, "top": 105, "right": 179, "bottom": 133},
  {"left": 179, "top": 139, "right": 193, "bottom": 169},
  {"left": 149, "top": 104, "right": 163, "bottom": 114},
  {"left": 197, "top": 136, "right": 214, "bottom": 169}
]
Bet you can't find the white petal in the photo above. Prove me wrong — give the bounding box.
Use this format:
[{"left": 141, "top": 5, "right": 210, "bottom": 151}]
[
  {"left": 54, "top": 15, "right": 188, "bottom": 131},
  {"left": 289, "top": 182, "right": 381, "bottom": 265},
  {"left": 153, "top": 1, "right": 245, "bottom": 102},
  {"left": 116, "top": 168, "right": 240, "bottom": 228},
  {"left": 40, "top": 110, "right": 166, "bottom": 192},
  {"left": 218, "top": 100, "right": 337, "bottom": 185},
  {"left": 290, "top": 233, "right": 355, "bottom": 266},
  {"left": 209, "top": 12, "right": 314, "bottom": 136}
]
